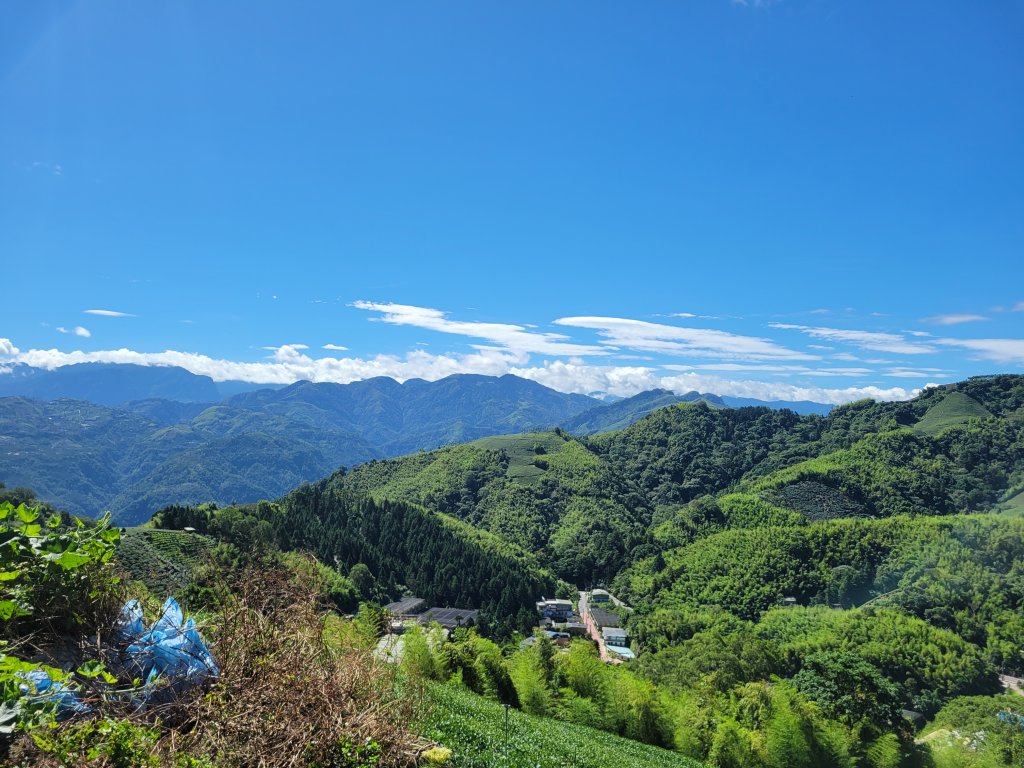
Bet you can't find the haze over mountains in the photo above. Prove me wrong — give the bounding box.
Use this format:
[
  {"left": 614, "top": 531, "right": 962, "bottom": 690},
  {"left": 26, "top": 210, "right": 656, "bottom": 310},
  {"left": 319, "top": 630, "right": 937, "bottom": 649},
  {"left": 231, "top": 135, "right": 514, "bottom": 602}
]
[{"left": 0, "top": 363, "right": 833, "bottom": 523}]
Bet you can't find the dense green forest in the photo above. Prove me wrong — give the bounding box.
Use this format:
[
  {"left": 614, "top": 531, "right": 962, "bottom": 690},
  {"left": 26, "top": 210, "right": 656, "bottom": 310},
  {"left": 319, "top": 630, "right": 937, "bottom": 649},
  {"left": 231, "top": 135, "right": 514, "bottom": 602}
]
[{"left": 151, "top": 481, "right": 561, "bottom": 632}]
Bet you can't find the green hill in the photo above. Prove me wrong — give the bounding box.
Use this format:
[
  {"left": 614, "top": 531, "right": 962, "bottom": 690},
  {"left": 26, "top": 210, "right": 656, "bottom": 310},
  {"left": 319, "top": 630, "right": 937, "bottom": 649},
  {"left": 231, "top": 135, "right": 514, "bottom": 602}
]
[
  {"left": 913, "top": 391, "right": 993, "bottom": 435},
  {"left": 560, "top": 390, "right": 725, "bottom": 436}
]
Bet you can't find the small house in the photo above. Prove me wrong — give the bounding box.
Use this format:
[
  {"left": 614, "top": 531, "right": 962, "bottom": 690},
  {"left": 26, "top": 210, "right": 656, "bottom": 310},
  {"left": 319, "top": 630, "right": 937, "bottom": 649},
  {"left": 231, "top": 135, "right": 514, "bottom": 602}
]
[
  {"left": 602, "top": 627, "right": 629, "bottom": 647},
  {"left": 590, "top": 589, "right": 611, "bottom": 604},
  {"left": 536, "top": 598, "right": 574, "bottom": 621}
]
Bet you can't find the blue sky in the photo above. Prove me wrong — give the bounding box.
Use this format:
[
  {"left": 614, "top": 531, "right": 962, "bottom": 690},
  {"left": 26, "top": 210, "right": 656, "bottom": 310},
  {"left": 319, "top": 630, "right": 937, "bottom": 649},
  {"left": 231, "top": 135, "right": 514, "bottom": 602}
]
[{"left": 1, "top": 1, "right": 1022, "bottom": 403}]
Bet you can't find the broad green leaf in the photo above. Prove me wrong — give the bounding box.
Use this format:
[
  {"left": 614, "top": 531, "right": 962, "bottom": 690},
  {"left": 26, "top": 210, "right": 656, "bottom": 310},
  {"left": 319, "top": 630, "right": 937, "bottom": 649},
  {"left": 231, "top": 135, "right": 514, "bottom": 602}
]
[
  {"left": 0, "top": 600, "right": 20, "bottom": 620},
  {"left": 54, "top": 551, "right": 91, "bottom": 570},
  {"left": 15, "top": 505, "right": 38, "bottom": 524},
  {"left": 0, "top": 570, "right": 19, "bottom": 581},
  {"left": 100, "top": 528, "right": 120, "bottom": 544},
  {"left": 45, "top": 514, "right": 62, "bottom": 529}
]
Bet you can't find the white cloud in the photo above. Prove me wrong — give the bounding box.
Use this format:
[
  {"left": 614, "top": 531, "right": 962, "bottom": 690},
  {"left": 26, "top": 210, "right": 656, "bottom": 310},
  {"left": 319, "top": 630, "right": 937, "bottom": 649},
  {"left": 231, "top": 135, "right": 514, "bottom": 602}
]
[
  {"left": 57, "top": 326, "right": 91, "bottom": 338},
  {"left": 514, "top": 361, "right": 915, "bottom": 404},
  {"left": 937, "top": 338, "right": 1024, "bottom": 365},
  {"left": 921, "top": 314, "right": 988, "bottom": 326},
  {"left": 885, "top": 370, "right": 948, "bottom": 379},
  {"left": 261, "top": 344, "right": 309, "bottom": 351},
  {"left": 770, "top": 323, "right": 936, "bottom": 355},
  {"left": 670, "top": 312, "right": 697, "bottom": 318},
  {"left": 1014, "top": 301, "right": 1024, "bottom": 312},
  {"left": 354, "top": 301, "right": 606, "bottom": 358},
  {"left": 554, "top": 316, "right": 816, "bottom": 360},
  {"left": 84, "top": 309, "right": 134, "bottom": 317},
  {"left": 322, "top": 344, "right": 349, "bottom": 351},
  {"left": 832, "top": 353, "right": 860, "bottom": 362},
  {"left": 669, "top": 363, "right": 812, "bottom": 373},
  {"left": 2, "top": 339, "right": 917, "bottom": 405}
]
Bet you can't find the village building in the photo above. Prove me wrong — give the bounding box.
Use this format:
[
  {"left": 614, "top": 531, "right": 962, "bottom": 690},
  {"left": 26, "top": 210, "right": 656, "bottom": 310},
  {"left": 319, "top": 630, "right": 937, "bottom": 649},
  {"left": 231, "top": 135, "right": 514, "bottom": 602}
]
[
  {"left": 385, "top": 596, "right": 427, "bottom": 617},
  {"left": 536, "top": 598, "right": 574, "bottom": 621}
]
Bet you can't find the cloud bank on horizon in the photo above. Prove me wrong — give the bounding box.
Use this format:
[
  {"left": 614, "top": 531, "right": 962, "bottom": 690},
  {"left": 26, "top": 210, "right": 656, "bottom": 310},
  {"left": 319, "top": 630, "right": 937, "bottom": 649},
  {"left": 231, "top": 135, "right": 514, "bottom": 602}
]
[{"left": 2, "top": 301, "right": 1023, "bottom": 405}]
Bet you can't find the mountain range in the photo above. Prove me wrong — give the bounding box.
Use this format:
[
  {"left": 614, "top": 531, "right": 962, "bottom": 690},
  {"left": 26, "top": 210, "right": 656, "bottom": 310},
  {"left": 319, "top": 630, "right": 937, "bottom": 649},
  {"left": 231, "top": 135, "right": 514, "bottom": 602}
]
[{"left": 0, "top": 363, "right": 832, "bottom": 523}]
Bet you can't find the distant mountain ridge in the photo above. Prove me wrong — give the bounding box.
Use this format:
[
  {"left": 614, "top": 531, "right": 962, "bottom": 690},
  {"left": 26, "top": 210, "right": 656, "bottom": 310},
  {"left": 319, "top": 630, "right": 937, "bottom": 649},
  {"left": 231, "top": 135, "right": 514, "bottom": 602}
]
[
  {"left": 562, "top": 388, "right": 832, "bottom": 435},
  {"left": 0, "top": 363, "right": 835, "bottom": 522},
  {"left": 225, "top": 373, "right": 597, "bottom": 456},
  {"left": 0, "top": 363, "right": 273, "bottom": 405},
  {"left": 0, "top": 372, "right": 598, "bottom": 522}
]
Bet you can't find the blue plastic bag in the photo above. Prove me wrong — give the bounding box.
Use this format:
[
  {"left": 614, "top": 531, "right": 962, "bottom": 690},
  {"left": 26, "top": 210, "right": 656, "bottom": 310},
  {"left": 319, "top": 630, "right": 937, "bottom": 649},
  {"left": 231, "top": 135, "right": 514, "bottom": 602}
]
[
  {"left": 116, "top": 597, "right": 218, "bottom": 706},
  {"left": 16, "top": 669, "right": 91, "bottom": 720}
]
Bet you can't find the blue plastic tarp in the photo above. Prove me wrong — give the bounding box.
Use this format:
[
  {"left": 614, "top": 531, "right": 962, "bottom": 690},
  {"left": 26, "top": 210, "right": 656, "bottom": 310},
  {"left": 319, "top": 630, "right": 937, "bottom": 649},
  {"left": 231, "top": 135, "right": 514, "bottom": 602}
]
[
  {"left": 16, "top": 669, "right": 91, "bottom": 720},
  {"left": 120, "top": 597, "right": 219, "bottom": 695}
]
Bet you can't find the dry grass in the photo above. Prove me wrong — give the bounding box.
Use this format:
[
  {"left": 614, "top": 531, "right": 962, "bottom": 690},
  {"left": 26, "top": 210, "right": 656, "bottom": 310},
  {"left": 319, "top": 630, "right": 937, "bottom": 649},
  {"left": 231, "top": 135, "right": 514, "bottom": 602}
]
[
  {"left": 13, "top": 566, "right": 425, "bottom": 768},
  {"left": 175, "top": 567, "right": 422, "bottom": 767}
]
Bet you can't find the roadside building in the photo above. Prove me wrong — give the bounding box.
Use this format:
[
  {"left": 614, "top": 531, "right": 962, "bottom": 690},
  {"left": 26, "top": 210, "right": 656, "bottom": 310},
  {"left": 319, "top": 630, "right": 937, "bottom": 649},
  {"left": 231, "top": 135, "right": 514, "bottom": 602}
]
[
  {"left": 590, "top": 607, "right": 620, "bottom": 628},
  {"left": 590, "top": 589, "right": 611, "bottom": 604},
  {"left": 602, "top": 627, "right": 629, "bottom": 647},
  {"left": 418, "top": 607, "right": 478, "bottom": 630},
  {"left": 536, "top": 598, "right": 574, "bottom": 621},
  {"left": 385, "top": 597, "right": 427, "bottom": 618}
]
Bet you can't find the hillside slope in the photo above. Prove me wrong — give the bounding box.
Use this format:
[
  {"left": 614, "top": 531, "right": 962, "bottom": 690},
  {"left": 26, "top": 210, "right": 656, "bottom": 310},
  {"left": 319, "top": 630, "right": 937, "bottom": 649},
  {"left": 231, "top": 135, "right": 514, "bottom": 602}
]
[
  {"left": 0, "top": 397, "right": 377, "bottom": 524},
  {"left": 0, "top": 374, "right": 598, "bottom": 523}
]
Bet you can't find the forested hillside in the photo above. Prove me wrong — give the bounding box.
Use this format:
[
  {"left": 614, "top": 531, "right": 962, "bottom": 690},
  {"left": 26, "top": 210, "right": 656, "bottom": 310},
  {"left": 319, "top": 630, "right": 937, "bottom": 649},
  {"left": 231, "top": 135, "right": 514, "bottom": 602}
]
[
  {"left": 0, "top": 373, "right": 600, "bottom": 523},
  {"left": 334, "top": 376, "right": 1024, "bottom": 580},
  {"left": 320, "top": 375, "right": 1024, "bottom": 767},
  {"left": 0, "top": 397, "right": 377, "bottom": 524},
  {"left": 150, "top": 479, "right": 562, "bottom": 631}
]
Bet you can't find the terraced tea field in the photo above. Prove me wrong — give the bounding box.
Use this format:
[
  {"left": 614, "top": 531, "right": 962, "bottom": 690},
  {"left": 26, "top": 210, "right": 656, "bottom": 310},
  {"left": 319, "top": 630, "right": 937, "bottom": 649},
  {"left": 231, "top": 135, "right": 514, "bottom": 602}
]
[
  {"left": 471, "top": 432, "right": 568, "bottom": 486},
  {"left": 419, "top": 681, "right": 703, "bottom": 768},
  {"left": 116, "top": 528, "right": 215, "bottom": 596}
]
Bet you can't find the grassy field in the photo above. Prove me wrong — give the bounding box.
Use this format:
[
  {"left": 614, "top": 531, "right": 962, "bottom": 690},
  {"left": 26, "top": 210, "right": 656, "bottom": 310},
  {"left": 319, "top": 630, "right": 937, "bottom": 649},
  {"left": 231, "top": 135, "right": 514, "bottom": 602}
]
[
  {"left": 471, "top": 431, "right": 569, "bottom": 486},
  {"left": 418, "top": 681, "right": 704, "bottom": 768},
  {"left": 913, "top": 391, "right": 993, "bottom": 436}
]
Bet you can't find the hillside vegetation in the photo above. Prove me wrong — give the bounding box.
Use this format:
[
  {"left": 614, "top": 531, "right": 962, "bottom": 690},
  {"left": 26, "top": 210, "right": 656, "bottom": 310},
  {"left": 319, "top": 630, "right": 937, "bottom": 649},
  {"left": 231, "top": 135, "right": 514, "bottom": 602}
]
[
  {"left": 0, "top": 374, "right": 598, "bottom": 524},
  {"left": 7, "top": 374, "right": 1024, "bottom": 768},
  {"left": 322, "top": 375, "right": 1024, "bottom": 768}
]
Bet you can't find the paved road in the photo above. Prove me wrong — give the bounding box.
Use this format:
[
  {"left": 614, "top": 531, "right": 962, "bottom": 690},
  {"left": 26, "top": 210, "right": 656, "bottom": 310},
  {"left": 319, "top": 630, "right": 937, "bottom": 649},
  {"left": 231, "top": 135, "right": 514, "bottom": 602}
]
[{"left": 578, "top": 591, "right": 616, "bottom": 663}]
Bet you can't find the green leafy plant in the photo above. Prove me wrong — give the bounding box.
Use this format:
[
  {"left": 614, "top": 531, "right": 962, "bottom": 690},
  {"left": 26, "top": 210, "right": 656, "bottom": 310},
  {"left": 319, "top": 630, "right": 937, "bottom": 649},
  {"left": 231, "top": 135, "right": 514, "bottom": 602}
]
[{"left": 0, "top": 501, "right": 121, "bottom": 635}]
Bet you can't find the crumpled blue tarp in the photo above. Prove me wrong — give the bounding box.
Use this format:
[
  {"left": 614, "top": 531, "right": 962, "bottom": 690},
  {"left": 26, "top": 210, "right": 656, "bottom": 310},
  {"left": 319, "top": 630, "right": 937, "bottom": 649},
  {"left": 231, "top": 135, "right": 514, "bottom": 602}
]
[
  {"left": 118, "top": 597, "right": 219, "bottom": 699},
  {"left": 16, "top": 669, "right": 91, "bottom": 720},
  {"left": 998, "top": 710, "right": 1024, "bottom": 729},
  {"left": 13, "top": 597, "right": 217, "bottom": 721}
]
